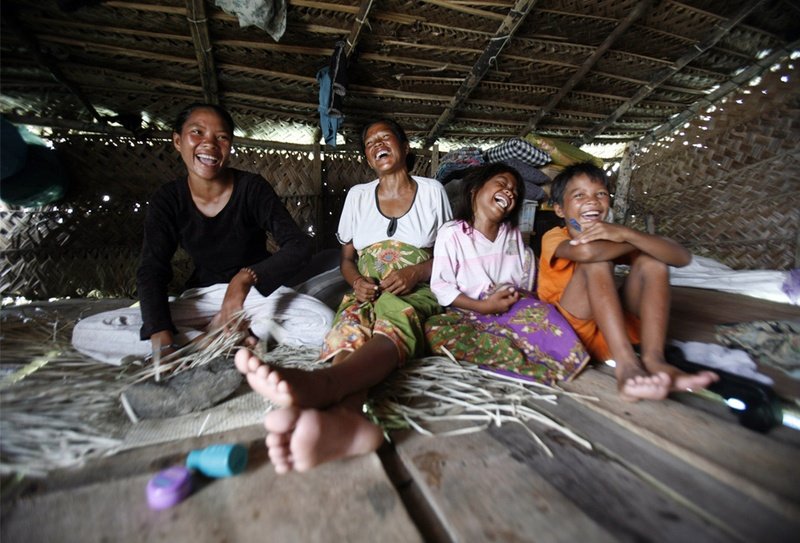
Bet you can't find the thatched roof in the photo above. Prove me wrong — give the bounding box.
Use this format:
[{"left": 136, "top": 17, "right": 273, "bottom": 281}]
[{"left": 1, "top": 0, "right": 798, "bottom": 149}]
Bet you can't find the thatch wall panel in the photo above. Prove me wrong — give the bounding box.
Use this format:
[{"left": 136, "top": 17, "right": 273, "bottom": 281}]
[
  {"left": 628, "top": 64, "right": 800, "bottom": 270},
  {"left": 1, "top": 136, "right": 438, "bottom": 299}
]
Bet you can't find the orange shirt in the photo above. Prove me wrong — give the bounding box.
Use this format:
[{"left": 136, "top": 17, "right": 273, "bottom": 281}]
[
  {"left": 536, "top": 226, "right": 640, "bottom": 361},
  {"left": 537, "top": 227, "right": 573, "bottom": 305}
]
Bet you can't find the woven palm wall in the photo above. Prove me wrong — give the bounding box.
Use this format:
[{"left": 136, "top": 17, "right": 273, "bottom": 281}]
[
  {"left": 626, "top": 63, "right": 800, "bottom": 270},
  {"left": 0, "top": 139, "right": 435, "bottom": 299}
]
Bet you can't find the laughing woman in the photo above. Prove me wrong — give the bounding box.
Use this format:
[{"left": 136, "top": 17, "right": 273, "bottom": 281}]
[
  {"left": 235, "top": 118, "right": 452, "bottom": 473},
  {"left": 72, "top": 103, "right": 334, "bottom": 364}
]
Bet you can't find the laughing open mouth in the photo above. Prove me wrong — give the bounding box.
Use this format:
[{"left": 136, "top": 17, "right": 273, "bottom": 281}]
[
  {"left": 197, "top": 154, "right": 220, "bottom": 165},
  {"left": 581, "top": 210, "right": 601, "bottom": 220},
  {"left": 494, "top": 194, "right": 511, "bottom": 210}
]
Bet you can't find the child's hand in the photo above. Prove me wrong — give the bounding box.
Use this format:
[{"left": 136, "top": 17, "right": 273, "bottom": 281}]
[
  {"left": 570, "top": 221, "right": 629, "bottom": 245},
  {"left": 482, "top": 285, "right": 520, "bottom": 314}
]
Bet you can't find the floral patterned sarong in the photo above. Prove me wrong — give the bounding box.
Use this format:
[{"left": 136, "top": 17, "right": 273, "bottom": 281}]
[
  {"left": 320, "top": 241, "right": 441, "bottom": 363},
  {"left": 425, "top": 289, "right": 590, "bottom": 385}
]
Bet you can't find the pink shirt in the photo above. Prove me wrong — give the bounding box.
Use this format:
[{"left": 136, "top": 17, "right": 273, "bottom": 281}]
[{"left": 431, "top": 220, "right": 535, "bottom": 306}]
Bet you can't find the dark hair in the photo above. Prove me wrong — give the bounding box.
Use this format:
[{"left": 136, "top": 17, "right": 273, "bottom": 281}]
[
  {"left": 172, "top": 103, "right": 235, "bottom": 135},
  {"left": 549, "top": 162, "right": 609, "bottom": 206},
  {"left": 360, "top": 118, "right": 416, "bottom": 171},
  {"left": 453, "top": 163, "right": 525, "bottom": 227}
]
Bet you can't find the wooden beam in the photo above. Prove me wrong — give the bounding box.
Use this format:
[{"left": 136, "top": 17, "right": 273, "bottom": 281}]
[
  {"left": 345, "top": 0, "right": 375, "bottom": 57},
  {"left": 577, "top": 0, "right": 767, "bottom": 145},
  {"left": 4, "top": 12, "right": 106, "bottom": 126},
  {"left": 423, "top": 0, "right": 538, "bottom": 148},
  {"left": 4, "top": 114, "right": 322, "bottom": 152},
  {"left": 521, "top": 0, "right": 655, "bottom": 135},
  {"left": 185, "top": 0, "right": 219, "bottom": 104}
]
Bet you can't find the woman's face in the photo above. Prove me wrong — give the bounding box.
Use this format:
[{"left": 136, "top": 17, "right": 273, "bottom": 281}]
[
  {"left": 172, "top": 108, "right": 233, "bottom": 182},
  {"left": 363, "top": 122, "right": 409, "bottom": 175}
]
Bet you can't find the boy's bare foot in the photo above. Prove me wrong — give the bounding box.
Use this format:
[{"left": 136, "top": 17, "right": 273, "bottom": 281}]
[
  {"left": 263, "top": 405, "right": 384, "bottom": 473},
  {"left": 641, "top": 358, "right": 719, "bottom": 393},
  {"left": 234, "top": 348, "right": 339, "bottom": 408},
  {"left": 615, "top": 361, "right": 670, "bottom": 402}
]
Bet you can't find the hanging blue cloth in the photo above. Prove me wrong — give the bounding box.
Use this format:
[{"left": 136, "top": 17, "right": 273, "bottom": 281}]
[
  {"left": 316, "top": 41, "right": 348, "bottom": 147},
  {"left": 316, "top": 66, "right": 342, "bottom": 147}
]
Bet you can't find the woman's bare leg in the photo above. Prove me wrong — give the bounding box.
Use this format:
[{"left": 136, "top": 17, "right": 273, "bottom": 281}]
[{"left": 235, "top": 335, "right": 399, "bottom": 408}]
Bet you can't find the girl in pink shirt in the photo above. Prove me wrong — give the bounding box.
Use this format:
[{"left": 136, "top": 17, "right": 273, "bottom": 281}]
[{"left": 427, "top": 164, "right": 589, "bottom": 384}]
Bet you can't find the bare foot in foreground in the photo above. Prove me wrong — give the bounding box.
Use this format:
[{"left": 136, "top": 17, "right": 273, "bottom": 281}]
[
  {"left": 263, "top": 406, "right": 384, "bottom": 473},
  {"left": 615, "top": 361, "right": 670, "bottom": 402},
  {"left": 642, "top": 358, "right": 719, "bottom": 393},
  {"left": 234, "top": 348, "right": 337, "bottom": 408}
]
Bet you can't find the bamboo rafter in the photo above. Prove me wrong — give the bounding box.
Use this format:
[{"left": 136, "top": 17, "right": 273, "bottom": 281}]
[{"left": 185, "top": 0, "right": 219, "bottom": 104}]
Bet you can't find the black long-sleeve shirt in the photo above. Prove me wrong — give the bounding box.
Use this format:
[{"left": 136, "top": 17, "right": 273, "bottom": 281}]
[{"left": 136, "top": 169, "right": 311, "bottom": 339}]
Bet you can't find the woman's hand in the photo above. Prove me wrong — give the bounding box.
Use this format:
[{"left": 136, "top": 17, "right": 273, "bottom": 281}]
[
  {"left": 208, "top": 269, "right": 255, "bottom": 335},
  {"left": 353, "top": 275, "right": 380, "bottom": 303},
  {"left": 149, "top": 329, "right": 177, "bottom": 360},
  {"left": 380, "top": 266, "right": 420, "bottom": 296},
  {"left": 481, "top": 286, "right": 519, "bottom": 314}
]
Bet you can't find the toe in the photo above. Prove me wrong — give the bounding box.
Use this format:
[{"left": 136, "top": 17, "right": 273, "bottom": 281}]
[{"left": 234, "top": 348, "right": 250, "bottom": 373}]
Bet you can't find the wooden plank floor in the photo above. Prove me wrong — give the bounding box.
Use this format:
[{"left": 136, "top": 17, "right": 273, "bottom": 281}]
[
  {"left": 2, "top": 287, "right": 799, "bottom": 542},
  {"left": 1, "top": 425, "right": 422, "bottom": 543}
]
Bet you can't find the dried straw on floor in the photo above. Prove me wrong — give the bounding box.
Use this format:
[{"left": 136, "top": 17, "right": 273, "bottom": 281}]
[
  {"left": 369, "top": 351, "right": 594, "bottom": 457},
  {"left": 1, "top": 312, "right": 130, "bottom": 477},
  {"left": 1, "top": 307, "right": 594, "bottom": 477}
]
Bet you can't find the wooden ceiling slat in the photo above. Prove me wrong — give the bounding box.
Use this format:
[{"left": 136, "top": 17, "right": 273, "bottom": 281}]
[
  {"left": 103, "top": 1, "right": 185, "bottom": 15},
  {"left": 419, "top": 0, "right": 506, "bottom": 21}
]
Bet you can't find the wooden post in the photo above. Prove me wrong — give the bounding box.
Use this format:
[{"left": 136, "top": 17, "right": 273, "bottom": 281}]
[
  {"left": 613, "top": 141, "right": 637, "bottom": 225},
  {"left": 313, "top": 141, "right": 323, "bottom": 251},
  {"left": 430, "top": 143, "right": 440, "bottom": 178}
]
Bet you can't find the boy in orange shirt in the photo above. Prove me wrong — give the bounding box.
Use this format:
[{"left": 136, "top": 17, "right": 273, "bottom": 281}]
[{"left": 538, "top": 162, "right": 718, "bottom": 401}]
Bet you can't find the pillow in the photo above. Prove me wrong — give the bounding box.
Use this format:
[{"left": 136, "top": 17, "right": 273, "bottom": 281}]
[
  {"left": 484, "top": 137, "right": 550, "bottom": 167},
  {"left": 497, "top": 157, "right": 549, "bottom": 201},
  {"left": 524, "top": 134, "right": 603, "bottom": 168}
]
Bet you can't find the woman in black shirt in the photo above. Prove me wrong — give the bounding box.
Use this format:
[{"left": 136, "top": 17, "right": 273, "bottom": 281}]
[{"left": 72, "top": 104, "right": 332, "bottom": 364}]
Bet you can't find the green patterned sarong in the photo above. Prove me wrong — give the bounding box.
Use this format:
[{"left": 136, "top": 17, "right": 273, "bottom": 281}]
[{"left": 319, "top": 241, "right": 441, "bottom": 363}]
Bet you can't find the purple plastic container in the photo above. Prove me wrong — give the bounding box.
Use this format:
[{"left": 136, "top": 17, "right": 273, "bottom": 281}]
[{"left": 146, "top": 465, "right": 193, "bottom": 510}]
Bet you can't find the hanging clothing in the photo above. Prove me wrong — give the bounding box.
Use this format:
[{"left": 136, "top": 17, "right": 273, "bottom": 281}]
[
  {"left": 214, "top": 0, "right": 287, "bottom": 42},
  {"left": 316, "top": 41, "right": 348, "bottom": 146},
  {"left": 316, "top": 66, "right": 342, "bottom": 146}
]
